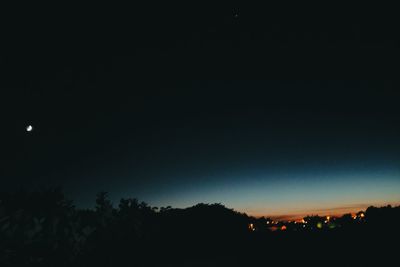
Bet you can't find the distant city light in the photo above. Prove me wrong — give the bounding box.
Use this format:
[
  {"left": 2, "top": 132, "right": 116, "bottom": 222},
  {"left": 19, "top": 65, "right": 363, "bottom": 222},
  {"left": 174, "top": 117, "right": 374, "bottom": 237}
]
[
  {"left": 248, "top": 223, "right": 256, "bottom": 231},
  {"left": 328, "top": 223, "right": 336, "bottom": 229}
]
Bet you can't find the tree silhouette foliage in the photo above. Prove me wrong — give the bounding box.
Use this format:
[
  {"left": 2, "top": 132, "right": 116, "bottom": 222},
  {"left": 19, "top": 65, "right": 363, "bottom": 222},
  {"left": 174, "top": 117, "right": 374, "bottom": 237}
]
[{"left": 0, "top": 188, "right": 399, "bottom": 266}]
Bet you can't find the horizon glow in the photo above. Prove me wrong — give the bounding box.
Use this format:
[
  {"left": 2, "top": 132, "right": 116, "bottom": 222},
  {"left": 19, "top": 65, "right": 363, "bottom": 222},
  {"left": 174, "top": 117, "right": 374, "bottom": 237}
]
[{"left": 131, "top": 167, "right": 400, "bottom": 219}]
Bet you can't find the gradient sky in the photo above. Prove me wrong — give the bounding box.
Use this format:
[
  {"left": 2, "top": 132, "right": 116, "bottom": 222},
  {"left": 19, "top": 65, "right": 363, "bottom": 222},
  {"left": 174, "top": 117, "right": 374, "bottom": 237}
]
[{"left": 2, "top": 5, "right": 400, "bottom": 219}]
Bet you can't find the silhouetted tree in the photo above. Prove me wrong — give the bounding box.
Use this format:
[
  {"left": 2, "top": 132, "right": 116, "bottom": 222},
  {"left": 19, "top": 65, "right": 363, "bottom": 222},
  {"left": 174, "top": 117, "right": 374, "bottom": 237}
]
[{"left": 1, "top": 188, "right": 399, "bottom": 266}]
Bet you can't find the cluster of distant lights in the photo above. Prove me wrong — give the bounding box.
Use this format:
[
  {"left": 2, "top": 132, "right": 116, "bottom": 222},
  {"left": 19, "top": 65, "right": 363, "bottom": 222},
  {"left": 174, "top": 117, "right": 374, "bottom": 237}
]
[{"left": 248, "top": 213, "right": 365, "bottom": 232}]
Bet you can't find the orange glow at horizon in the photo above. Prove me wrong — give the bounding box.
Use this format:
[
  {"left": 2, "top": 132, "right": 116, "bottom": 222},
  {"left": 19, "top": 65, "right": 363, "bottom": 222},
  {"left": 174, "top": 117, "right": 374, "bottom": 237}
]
[{"left": 248, "top": 201, "right": 400, "bottom": 221}]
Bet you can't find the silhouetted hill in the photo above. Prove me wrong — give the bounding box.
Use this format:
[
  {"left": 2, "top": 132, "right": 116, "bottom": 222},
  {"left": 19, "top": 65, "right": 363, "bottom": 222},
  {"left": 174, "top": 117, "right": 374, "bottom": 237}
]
[{"left": 1, "top": 188, "right": 399, "bottom": 266}]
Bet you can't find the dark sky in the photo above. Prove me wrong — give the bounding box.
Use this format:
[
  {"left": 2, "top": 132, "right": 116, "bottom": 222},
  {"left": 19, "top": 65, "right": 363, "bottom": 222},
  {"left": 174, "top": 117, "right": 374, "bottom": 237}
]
[{"left": 2, "top": 4, "right": 400, "bottom": 217}]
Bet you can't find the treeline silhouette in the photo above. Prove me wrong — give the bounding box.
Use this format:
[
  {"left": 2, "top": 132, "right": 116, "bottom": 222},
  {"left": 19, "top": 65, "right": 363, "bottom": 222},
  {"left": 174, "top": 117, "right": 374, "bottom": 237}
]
[{"left": 1, "top": 188, "right": 399, "bottom": 266}]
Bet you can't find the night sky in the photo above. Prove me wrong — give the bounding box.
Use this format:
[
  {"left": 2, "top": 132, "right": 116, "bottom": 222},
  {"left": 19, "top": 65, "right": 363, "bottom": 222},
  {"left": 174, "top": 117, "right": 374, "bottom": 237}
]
[{"left": 2, "top": 4, "right": 400, "bottom": 219}]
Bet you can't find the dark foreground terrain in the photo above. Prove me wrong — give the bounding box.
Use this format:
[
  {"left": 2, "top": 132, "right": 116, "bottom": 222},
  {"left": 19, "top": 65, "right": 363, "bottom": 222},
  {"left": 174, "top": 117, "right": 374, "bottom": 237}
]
[{"left": 1, "top": 189, "right": 398, "bottom": 266}]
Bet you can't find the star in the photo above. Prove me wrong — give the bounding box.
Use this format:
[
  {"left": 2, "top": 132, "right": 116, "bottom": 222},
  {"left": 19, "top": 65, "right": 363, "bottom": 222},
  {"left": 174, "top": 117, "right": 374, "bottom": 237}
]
[{"left": 26, "top": 125, "right": 33, "bottom": 132}]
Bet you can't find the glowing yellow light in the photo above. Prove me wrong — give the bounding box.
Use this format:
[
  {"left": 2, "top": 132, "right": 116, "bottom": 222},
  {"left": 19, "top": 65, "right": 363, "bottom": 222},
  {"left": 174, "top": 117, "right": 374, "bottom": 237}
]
[
  {"left": 326, "top": 216, "right": 330, "bottom": 221},
  {"left": 317, "top": 222, "right": 323, "bottom": 229},
  {"left": 248, "top": 223, "right": 255, "bottom": 231},
  {"left": 360, "top": 213, "right": 365, "bottom": 218}
]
